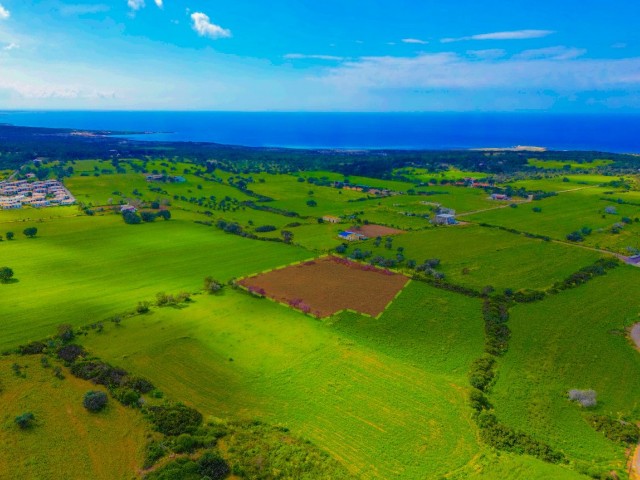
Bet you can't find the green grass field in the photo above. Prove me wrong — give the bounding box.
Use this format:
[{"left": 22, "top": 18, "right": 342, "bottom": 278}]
[
  {"left": 0, "top": 212, "right": 312, "bottom": 350},
  {"left": 490, "top": 266, "right": 640, "bottom": 473},
  {"left": 468, "top": 187, "right": 640, "bottom": 253},
  {"left": 353, "top": 225, "right": 602, "bottom": 292},
  {"left": 0, "top": 355, "right": 147, "bottom": 480},
  {"left": 2, "top": 159, "right": 640, "bottom": 479},
  {"left": 80, "top": 290, "right": 482, "bottom": 479}
]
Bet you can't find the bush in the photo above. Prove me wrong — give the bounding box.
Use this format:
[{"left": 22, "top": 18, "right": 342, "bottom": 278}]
[
  {"left": 477, "top": 413, "right": 564, "bottom": 464},
  {"left": 255, "top": 225, "right": 277, "bottom": 233},
  {"left": 588, "top": 415, "right": 640, "bottom": 444},
  {"left": 122, "top": 211, "right": 142, "bottom": 224},
  {"left": 23, "top": 227, "right": 38, "bottom": 238},
  {"left": 15, "top": 412, "right": 35, "bottom": 429},
  {"left": 57, "top": 324, "right": 74, "bottom": 342},
  {"left": 157, "top": 210, "right": 171, "bottom": 221},
  {"left": 198, "top": 451, "right": 230, "bottom": 479},
  {"left": 83, "top": 390, "right": 108, "bottom": 412},
  {"left": 0, "top": 266, "right": 14, "bottom": 283},
  {"left": 568, "top": 389, "right": 597, "bottom": 408},
  {"left": 57, "top": 344, "right": 86, "bottom": 363},
  {"left": 204, "top": 276, "right": 223, "bottom": 293},
  {"left": 17, "top": 341, "right": 46, "bottom": 355},
  {"left": 173, "top": 433, "right": 200, "bottom": 454},
  {"left": 140, "top": 211, "right": 157, "bottom": 223},
  {"left": 468, "top": 356, "right": 497, "bottom": 392},
  {"left": 146, "top": 403, "right": 203, "bottom": 436},
  {"left": 136, "top": 301, "right": 151, "bottom": 314}
]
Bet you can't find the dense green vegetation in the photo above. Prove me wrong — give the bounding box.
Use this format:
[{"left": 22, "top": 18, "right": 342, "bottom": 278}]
[{"left": 1, "top": 126, "right": 640, "bottom": 479}]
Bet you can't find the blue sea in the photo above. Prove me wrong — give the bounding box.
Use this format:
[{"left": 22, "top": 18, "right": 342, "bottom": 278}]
[{"left": 1, "top": 111, "right": 640, "bottom": 153}]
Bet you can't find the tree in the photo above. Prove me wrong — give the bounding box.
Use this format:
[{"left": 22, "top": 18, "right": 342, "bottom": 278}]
[
  {"left": 156, "top": 210, "right": 171, "bottom": 221},
  {"left": 57, "top": 324, "right": 74, "bottom": 342},
  {"left": 306, "top": 199, "right": 317, "bottom": 207},
  {"left": 23, "top": 227, "right": 38, "bottom": 238},
  {"left": 0, "top": 266, "right": 14, "bottom": 283},
  {"left": 15, "top": 412, "right": 35, "bottom": 429},
  {"left": 6, "top": 232, "right": 14, "bottom": 240},
  {"left": 198, "top": 451, "right": 230, "bottom": 479},
  {"left": 204, "top": 276, "right": 223, "bottom": 294},
  {"left": 122, "top": 211, "right": 142, "bottom": 224},
  {"left": 140, "top": 211, "right": 157, "bottom": 223},
  {"left": 281, "top": 230, "right": 294, "bottom": 244},
  {"left": 83, "top": 391, "right": 108, "bottom": 412}
]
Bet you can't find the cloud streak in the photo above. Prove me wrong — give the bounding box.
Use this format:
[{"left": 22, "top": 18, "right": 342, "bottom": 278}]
[
  {"left": 321, "top": 51, "right": 640, "bottom": 93},
  {"left": 0, "top": 3, "right": 10, "bottom": 20},
  {"left": 285, "top": 53, "right": 344, "bottom": 61},
  {"left": 127, "top": 0, "right": 145, "bottom": 11},
  {"left": 402, "top": 38, "right": 428, "bottom": 45},
  {"left": 191, "top": 12, "right": 231, "bottom": 39},
  {"left": 443, "top": 29, "right": 554, "bottom": 43}
]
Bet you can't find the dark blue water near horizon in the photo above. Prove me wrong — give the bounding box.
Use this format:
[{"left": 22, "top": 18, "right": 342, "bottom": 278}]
[{"left": 1, "top": 111, "right": 639, "bottom": 153}]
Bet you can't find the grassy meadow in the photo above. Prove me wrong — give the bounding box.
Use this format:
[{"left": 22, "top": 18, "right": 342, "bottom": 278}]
[
  {"left": 1, "top": 158, "right": 640, "bottom": 479},
  {"left": 0, "top": 355, "right": 148, "bottom": 480}
]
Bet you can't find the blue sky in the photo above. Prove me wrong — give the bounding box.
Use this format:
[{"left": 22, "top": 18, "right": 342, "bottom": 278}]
[{"left": 0, "top": 0, "right": 638, "bottom": 111}]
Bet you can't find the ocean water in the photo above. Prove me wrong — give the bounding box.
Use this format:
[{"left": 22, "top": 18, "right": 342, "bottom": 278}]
[{"left": 1, "top": 111, "right": 640, "bottom": 153}]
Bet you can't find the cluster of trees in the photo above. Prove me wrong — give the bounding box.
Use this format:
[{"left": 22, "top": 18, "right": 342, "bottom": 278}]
[
  {"left": 588, "top": 415, "right": 640, "bottom": 445},
  {"left": 122, "top": 210, "right": 171, "bottom": 224},
  {"left": 0, "top": 228, "right": 37, "bottom": 241},
  {"left": 156, "top": 291, "right": 191, "bottom": 306},
  {"left": 566, "top": 226, "right": 592, "bottom": 242}
]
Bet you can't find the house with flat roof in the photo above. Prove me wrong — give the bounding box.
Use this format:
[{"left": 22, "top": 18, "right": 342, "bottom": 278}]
[
  {"left": 323, "top": 215, "right": 341, "bottom": 224},
  {"left": 434, "top": 214, "right": 457, "bottom": 226},
  {"left": 338, "top": 231, "right": 367, "bottom": 241}
]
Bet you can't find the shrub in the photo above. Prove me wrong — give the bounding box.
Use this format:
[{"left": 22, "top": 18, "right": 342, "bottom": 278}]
[
  {"left": 204, "top": 276, "right": 223, "bottom": 293},
  {"left": 140, "top": 211, "right": 157, "bottom": 223},
  {"left": 15, "top": 412, "right": 35, "bottom": 429},
  {"left": 17, "top": 341, "right": 46, "bottom": 355},
  {"left": 83, "top": 390, "right": 108, "bottom": 412},
  {"left": 568, "top": 389, "right": 597, "bottom": 407},
  {"left": 255, "top": 225, "right": 277, "bottom": 233},
  {"left": 122, "top": 211, "right": 142, "bottom": 224},
  {"left": 114, "top": 388, "right": 140, "bottom": 407},
  {"left": 588, "top": 415, "right": 640, "bottom": 444},
  {"left": 57, "top": 324, "right": 74, "bottom": 342},
  {"left": 23, "top": 227, "right": 38, "bottom": 238},
  {"left": 156, "top": 210, "right": 171, "bottom": 221},
  {"left": 136, "top": 301, "right": 151, "bottom": 314},
  {"left": 57, "top": 344, "right": 86, "bottom": 363},
  {"left": 198, "top": 451, "right": 230, "bottom": 479},
  {"left": 173, "top": 433, "right": 200, "bottom": 454},
  {"left": 0, "top": 266, "right": 14, "bottom": 283},
  {"left": 468, "top": 356, "right": 497, "bottom": 392},
  {"left": 127, "top": 376, "right": 155, "bottom": 394},
  {"left": 146, "top": 403, "right": 203, "bottom": 436}
]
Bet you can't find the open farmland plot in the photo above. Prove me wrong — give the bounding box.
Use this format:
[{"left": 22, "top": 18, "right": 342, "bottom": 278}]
[
  {"left": 80, "top": 291, "right": 482, "bottom": 479},
  {"left": 0, "top": 212, "right": 312, "bottom": 350},
  {"left": 490, "top": 266, "right": 640, "bottom": 473},
  {"left": 356, "top": 225, "right": 603, "bottom": 292},
  {"left": 239, "top": 256, "right": 410, "bottom": 317},
  {"left": 350, "top": 223, "right": 406, "bottom": 237},
  {"left": 467, "top": 187, "right": 640, "bottom": 253},
  {"left": 0, "top": 356, "right": 147, "bottom": 480}
]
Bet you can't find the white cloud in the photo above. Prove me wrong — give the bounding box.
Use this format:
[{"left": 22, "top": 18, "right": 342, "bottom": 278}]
[
  {"left": 285, "top": 53, "right": 343, "bottom": 61},
  {"left": 442, "top": 30, "right": 554, "bottom": 43},
  {"left": 3, "top": 42, "right": 18, "bottom": 51},
  {"left": 127, "top": 0, "right": 145, "bottom": 11},
  {"left": 58, "top": 4, "right": 110, "bottom": 16},
  {"left": 191, "top": 12, "right": 231, "bottom": 39},
  {"left": 402, "top": 38, "right": 428, "bottom": 45},
  {"left": 154, "top": 0, "right": 163, "bottom": 8},
  {"left": 0, "top": 4, "right": 10, "bottom": 20},
  {"left": 321, "top": 51, "right": 640, "bottom": 93},
  {"left": 466, "top": 49, "right": 506, "bottom": 59},
  {"left": 514, "top": 46, "right": 586, "bottom": 61}
]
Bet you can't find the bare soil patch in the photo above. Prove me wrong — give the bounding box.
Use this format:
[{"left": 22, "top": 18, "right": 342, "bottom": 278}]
[
  {"left": 349, "top": 224, "right": 406, "bottom": 237},
  {"left": 239, "top": 256, "right": 409, "bottom": 318}
]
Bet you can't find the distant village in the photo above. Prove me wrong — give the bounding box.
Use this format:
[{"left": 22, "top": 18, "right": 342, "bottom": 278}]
[{"left": 0, "top": 179, "right": 76, "bottom": 210}]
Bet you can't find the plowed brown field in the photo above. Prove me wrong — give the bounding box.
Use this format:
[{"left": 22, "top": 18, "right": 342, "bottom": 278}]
[{"left": 239, "top": 256, "right": 409, "bottom": 318}]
